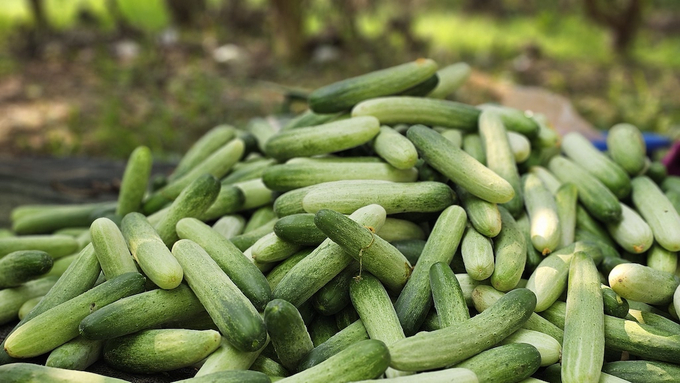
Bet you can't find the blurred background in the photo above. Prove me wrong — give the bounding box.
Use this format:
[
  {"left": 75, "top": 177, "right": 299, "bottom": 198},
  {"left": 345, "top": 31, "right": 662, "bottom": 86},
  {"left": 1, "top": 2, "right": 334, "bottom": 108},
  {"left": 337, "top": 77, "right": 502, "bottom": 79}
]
[{"left": 0, "top": 0, "right": 679, "bottom": 162}]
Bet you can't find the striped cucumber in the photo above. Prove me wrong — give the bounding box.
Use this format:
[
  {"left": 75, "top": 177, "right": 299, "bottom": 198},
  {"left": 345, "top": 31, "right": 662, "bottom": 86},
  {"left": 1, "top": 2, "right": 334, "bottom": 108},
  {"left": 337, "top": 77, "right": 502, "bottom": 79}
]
[
  {"left": 491, "top": 206, "right": 527, "bottom": 292},
  {"left": 602, "top": 360, "right": 680, "bottom": 383},
  {"left": 251, "top": 232, "right": 301, "bottom": 263},
  {"left": 605, "top": 202, "right": 653, "bottom": 254},
  {"left": 195, "top": 336, "right": 267, "bottom": 376},
  {"left": 631, "top": 176, "right": 680, "bottom": 252},
  {"left": 116, "top": 145, "right": 153, "bottom": 216},
  {"left": 607, "top": 123, "right": 647, "bottom": 176},
  {"left": 372, "top": 126, "right": 419, "bottom": 170},
  {"left": 523, "top": 173, "right": 561, "bottom": 255},
  {"left": 499, "top": 329, "right": 561, "bottom": 367},
  {"left": 264, "top": 299, "right": 315, "bottom": 371}
]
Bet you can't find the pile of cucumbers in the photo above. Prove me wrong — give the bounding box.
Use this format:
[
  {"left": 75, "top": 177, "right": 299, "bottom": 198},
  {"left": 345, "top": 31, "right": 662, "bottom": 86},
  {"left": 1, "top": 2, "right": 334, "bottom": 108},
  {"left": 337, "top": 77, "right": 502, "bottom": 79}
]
[{"left": 1, "top": 58, "right": 680, "bottom": 383}]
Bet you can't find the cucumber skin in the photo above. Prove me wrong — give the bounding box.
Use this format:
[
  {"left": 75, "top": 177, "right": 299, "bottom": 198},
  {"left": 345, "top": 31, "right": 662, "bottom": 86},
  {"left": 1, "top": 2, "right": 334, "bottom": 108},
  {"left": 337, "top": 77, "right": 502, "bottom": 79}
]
[
  {"left": 0, "top": 235, "right": 79, "bottom": 259},
  {"left": 89, "top": 217, "right": 138, "bottom": 279},
  {"left": 607, "top": 123, "right": 647, "bottom": 176},
  {"left": 491, "top": 206, "right": 527, "bottom": 292},
  {"left": 454, "top": 343, "right": 542, "bottom": 383},
  {"left": 429, "top": 262, "right": 470, "bottom": 327},
  {"left": 0, "top": 363, "right": 128, "bottom": 383},
  {"left": 116, "top": 145, "right": 153, "bottom": 217},
  {"left": 631, "top": 176, "right": 680, "bottom": 252},
  {"left": 0, "top": 250, "right": 53, "bottom": 288},
  {"left": 350, "top": 272, "right": 405, "bottom": 346},
  {"left": 608, "top": 263, "right": 680, "bottom": 305},
  {"left": 602, "top": 360, "right": 680, "bottom": 383},
  {"left": 274, "top": 214, "right": 327, "bottom": 246},
  {"left": 0, "top": 276, "right": 58, "bottom": 326},
  {"left": 264, "top": 299, "right": 315, "bottom": 371},
  {"left": 297, "top": 320, "right": 369, "bottom": 371}
]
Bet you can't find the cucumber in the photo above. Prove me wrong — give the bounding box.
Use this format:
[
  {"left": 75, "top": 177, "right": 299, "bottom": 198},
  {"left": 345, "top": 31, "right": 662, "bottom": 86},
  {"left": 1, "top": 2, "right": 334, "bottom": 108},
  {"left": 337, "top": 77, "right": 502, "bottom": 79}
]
[
  {"left": 439, "top": 127, "right": 464, "bottom": 147},
  {"left": 562, "top": 252, "right": 604, "bottom": 383},
  {"left": 408, "top": 125, "right": 515, "bottom": 203},
  {"left": 233, "top": 178, "right": 274, "bottom": 211},
  {"left": 461, "top": 226, "right": 495, "bottom": 281},
  {"left": 645, "top": 160, "right": 668, "bottom": 183},
  {"left": 399, "top": 73, "right": 440, "bottom": 96},
  {"left": 301, "top": 180, "right": 455, "bottom": 215},
  {"left": 212, "top": 215, "right": 246, "bottom": 239},
  {"left": 312, "top": 263, "right": 359, "bottom": 316},
  {"left": 223, "top": 158, "right": 277, "bottom": 185},
  {"left": 602, "top": 360, "right": 680, "bottom": 383},
  {"left": 89, "top": 217, "right": 137, "bottom": 279},
  {"left": 631, "top": 176, "right": 680, "bottom": 252},
  {"left": 462, "top": 133, "right": 486, "bottom": 163},
  {"left": 523, "top": 173, "right": 561, "bottom": 255},
  {"left": 116, "top": 145, "right": 153, "bottom": 216},
  {"left": 626, "top": 309, "right": 680, "bottom": 334},
  {"left": 391, "top": 239, "right": 427, "bottom": 266},
  {"left": 169, "top": 125, "right": 236, "bottom": 182},
  {"left": 491, "top": 206, "right": 527, "bottom": 292},
  {"left": 274, "top": 214, "right": 326, "bottom": 246},
  {"left": 121, "top": 212, "right": 183, "bottom": 290},
  {"left": 549, "top": 156, "right": 622, "bottom": 223},
  {"left": 477, "top": 104, "right": 541, "bottom": 139},
  {"left": 429, "top": 262, "right": 470, "bottom": 327},
  {"left": 103, "top": 329, "right": 221, "bottom": 374},
  {"left": 499, "top": 329, "right": 561, "bottom": 367},
  {"left": 335, "top": 305, "right": 359, "bottom": 330},
  {"left": 79, "top": 283, "right": 205, "bottom": 340},
  {"left": 479, "top": 109, "right": 524, "bottom": 217},
  {"left": 0, "top": 235, "right": 78, "bottom": 259},
  {"left": 282, "top": 109, "right": 344, "bottom": 131},
  {"left": 555, "top": 182, "right": 578, "bottom": 248},
  {"left": 309, "top": 58, "right": 438, "bottom": 113},
  {"left": 393, "top": 205, "right": 467, "bottom": 334},
  {"left": 195, "top": 336, "right": 267, "bottom": 376},
  {"left": 372, "top": 126, "right": 419, "bottom": 170},
  {"left": 508, "top": 131, "right": 531, "bottom": 163},
  {"left": 608, "top": 263, "right": 680, "bottom": 305},
  {"left": 251, "top": 232, "right": 302, "bottom": 263},
  {"left": 529, "top": 166, "right": 562, "bottom": 194},
  {"left": 265, "top": 117, "right": 380, "bottom": 161},
  {"left": 264, "top": 299, "right": 315, "bottom": 371},
  {"left": 4, "top": 272, "right": 145, "bottom": 358},
  {"left": 352, "top": 368, "right": 479, "bottom": 383},
  {"left": 277, "top": 339, "right": 390, "bottom": 383},
  {"left": 601, "top": 284, "right": 629, "bottom": 318},
  {"left": 198, "top": 184, "right": 246, "bottom": 222},
  {"left": 45, "top": 336, "right": 102, "bottom": 370},
  {"left": 177, "top": 370, "right": 271, "bottom": 383},
  {"left": 675, "top": 285, "right": 680, "bottom": 325},
  {"left": 17, "top": 296, "right": 42, "bottom": 320},
  {"left": 455, "top": 185, "right": 502, "bottom": 238},
  {"left": 314, "top": 208, "right": 412, "bottom": 292},
  {"left": 267, "top": 249, "right": 312, "bottom": 291},
  {"left": 273, "top": 185, "right": 318, "bottom": 217},
  {"left": 0, "top": 276, "right": 57, "bottom": 325},
  {"left": 0, "top": 250, "right": 53, "bottom": 288},
  {"left": 427, "top": 62, "right": 471, "bottom": 99},
  {"left": 389, "top": 288, "right": 536, "bottom": 371},
  {"left": 171, "top": 239, "right": 267, "bottom": 352},
  {"left": 298, "top": 319, "right": 369, "bottom": 371},
  {"left": 377, "top": 220, "right": 425, "bottom": 243},
  {"left": 607, "top": 123, "right": 647, "bottom": 176},
  {"left": 605, "top": 203, "right": 653, "bottom": 254},
  {"left": 230, "top": 218, "right": 278, "bottom": 252},
  {"left": 250, "top": 355, "right": 290, "bottom": 378},
  {"left": 454, "top": 343, "right": 542, "bottom": 383},
  {"left": 243, "top": 206, "right": 277, "bottom": 234},
  {"left": 562, "top": 132, "right": 631, "bottom": 199},
  {"left": 0, "top": 363, "right": 128, "bottom": 383},
  {"left": 11, "top": 202, "right": 116, "bottom": 235}
]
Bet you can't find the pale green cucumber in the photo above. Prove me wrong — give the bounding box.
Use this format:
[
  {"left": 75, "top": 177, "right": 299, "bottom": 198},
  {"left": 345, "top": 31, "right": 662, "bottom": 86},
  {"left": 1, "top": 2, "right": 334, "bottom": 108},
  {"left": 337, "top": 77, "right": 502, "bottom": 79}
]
[
  {"left": 438, "top": 127, "right": 463, "bottom": 147},
  {"left": 0, "top": 250, "right": 53, "bottom": 288},
  {"left": 548, "top": 156, "right": 622, "bottom": 223},
  {"left": 562, "top": 252, "right": 604, "bottom": 383},
  {"left": 377, "top": 218, "right": 425, "bottom": 242},
  {"left": 45, "top": 336, "right": 102, "bottom": 370},
  {"left": 250, "top": 232, "right": 301, "bottom": 263},
  {"left": 171, "top": 239, "right": 267, "bottom": 352},
  {"left": 0, "top": 235, "right": 78, "bottom": 259},
  {"left": 606, "top": 203, "right": 653, "bottom": 254},
  {"left": 212, "top": 215, "right": 246, "bottom": 239},
  {"left": 491, "top": 206, "right": 527, "bottom": 292},
  {"left": 609, "top": 263, "right": 680, "bottom": 305},
  {"left": 461, "top": 226, "right": 494, "bottom": 281},
  {"left": 11, "top": 202, "right": 116, "bottom": 235},
  {"left": 273, "top": 185, "right": 317, "bottom": 217},
  {"left": 121, "top": 212, "right": 183, "bottom": 290},
  {"left": 0, "top": 276, "right": 57, "bottom": 325},
  {"left": 0, "top": 363, "right": 128, "bottom": 383},
  {"left": 178, "top": 370, "right": 271, "bottom": 383},
  {"left": 250, "top": 354, "right": 290, "bottom": 377},
  {"left": 230, "top": 218, "right": 278, "bottom": 252},
  {"left": 195, "top": 336, "right": 267, "bottom": 376},
  {"left": 675, "top": 285, "right": 680, "bottom": 324},
  {"left": 529, "top": 166, "right": 562, "bottom": 194},
  {"left": 523, "top": 173, "right": 561, "bottom": 255},
  {"left": 302, "top": 180, "right": 455, "bottom": 215},
  {"left": 277, "top": 339, "right": 390, "bottom": 383},
  {"left": 353, "top": 97, "right": 478, "bottom": 131},
  {"left": 263, "top": 160, "right": 417, "bottom": 192},
  {"left": 462, "top": 133, "right": 486, "bottom": 163},
  {"left": 373, "top": 126, "right": 419, "bottom": 169},
  {"left": 244, "top": 207, "right": 276, "bottom": 234},
  {"left": 264, "top": 299, "right": 314, "bottom": 371},
  {"left": 176, "top": 217, "right": 272, "bottom": 310},
  {"left": 626, "top": 308, "right": 680, "bottom": 334},
  {"left": 602, "top": 360, "right": 680, "bottom": 383},
  {"left": 408, "top": 125, "right": 515, "bottom": 203},
  {"left": 198, "top": 184, "right": 246, "bottom": 221},
  {"left": 455, "top": 185, "right": 501, "bottom": 238},
  {"left": 454, "top": 343, "right": 542, "bottom": 383},
  {"left": 575, "top": 206, "right": 617, "bottom": 249},
  {"left": 389, "top": 288, "right": 536, "bottom": 371},
  {"left": 169, "top": 125, "right": 236, "bottom": 182},
  {"left": 352, "top": 368, "right": 479, "bottom": 383},
  {"left": 631, "top": 176, "right": 680, "bottom": 252},
  {"left": 508, "top": 130, "right": 531, "bottom": 163},
  {"left": 662, "top": 175, "right": 680, "bottom": 193},
  {"left": 4, "top": 272, "right": 145, "bottom": 358},
  {"left": 499, "top": 329, "right": 561, "bottom": 367},
  {"left": 477, "top": 104, "right": 540, "bottom": 138},
  {"left": 309, "top": 58, "right": 438, "bottom": 113},
  {"left": 265, "top": 116, "right": 380, "bottom": 161},
  {"left": 116, "top": 145, "right": 153, "bottom": 216},
  {"left": 273, "top": 204, "right": 386, "bottom": 307},
  {"left": 479, "top": 109, "right": 524, "bottom": 217},
  {"left": 233, "top": 178, "right": 274, "bottom": 211},
  {"left": 429, "top": 262, "right": 470, "bottom": 327},
  {"left": 607, "top": 123, "right": 647, "bottom": 176},
  {"left": 555, "top": 182, "right": 578, "bottom": 248},
  {"left": 314, "top": 209, "right": 412, "bottom": 292},
  {"left": 427, "top": 62, "right": 471, "bottom": 99},
  {"left": 562, "top": 132, "right": 631, "bottom": 199},
  {"left": 282, "top": 109, "right": 344, "bottom": 131},
  {"left": 89, "top": 217, "right": 137, "bottom": 279},
  {"left": 667, "top": 189, "right": 680, "bottom": 214},
  {"left": 246, "top": 117, "right": 277, "bottom": 153},
  {"left": 223, "top": 158, "right": 277, "bottom": 185},
  {"left": 298, "top": 319, "right": 369, "bottom": 371},
  {"left": 17, "top": 296, "right": 42, "bottom": 320}
]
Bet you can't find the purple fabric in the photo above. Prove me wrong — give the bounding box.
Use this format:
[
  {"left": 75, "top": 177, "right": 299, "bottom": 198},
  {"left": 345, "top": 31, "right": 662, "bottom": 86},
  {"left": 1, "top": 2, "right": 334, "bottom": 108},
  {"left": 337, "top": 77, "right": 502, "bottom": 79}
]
[{"left": 663, "top": 141, "right": 680, "bottom": 176}]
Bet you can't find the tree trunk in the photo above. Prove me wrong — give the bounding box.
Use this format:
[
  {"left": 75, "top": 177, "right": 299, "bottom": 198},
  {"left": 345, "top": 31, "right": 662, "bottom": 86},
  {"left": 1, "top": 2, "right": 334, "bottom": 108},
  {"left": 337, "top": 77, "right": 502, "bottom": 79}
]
[
  {"left": 270, "top": 0, "right": 306, "bottom": 64},
  {"left": 583, "top": 0, "right": 643, "bottom": 56}
]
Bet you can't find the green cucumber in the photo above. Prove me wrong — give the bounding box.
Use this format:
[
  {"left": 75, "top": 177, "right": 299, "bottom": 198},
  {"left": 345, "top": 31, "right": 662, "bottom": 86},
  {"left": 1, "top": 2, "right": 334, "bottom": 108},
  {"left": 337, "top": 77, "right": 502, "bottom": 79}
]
[
  {"left": 45, "top": 336, "right": 102, "bottom": 370},
  {"left": 529, "top": 166, "right": 562, "bottom": 194},
  {"left": 273, "top": 185, "right": 318, "bottom": 217},
  {"left": 607, "top": 123, "right": 647, "bottom": 176},
  {"left": 230, "top": 218, "right": 278, "bottom": 252},
  {"left": 251, "top": 232, "right": 302, "bottom": 263},
  {"left": 212, "top": 215, "right": 246, "bottom": 239},
  {"left": 11, "top": 202, "right": 116, "bottom": 235},
  {"left": 195, "top": 336, "right": 267, "bottom": 376},
  {"left": 398, "top": 73, "right": 439, "bottom": 96},
  {"left": 461, "top": 225, "right": 495, "bottom": 281},
  {"left": 605, "top": 203, "right": 653, "bottom": 254},
  {"left": 223, "top": 158, "right": 277, "bottom": 185},
  {"left": 407, "top": 125, "right": 515, "bottom": 203},
  {"left": 116, "top": 145, "right": 153, "bottom": 216},
  {"left": 301, "top": 180, "right": 455, "bottom": 214},
  {"left": 233, "top": 178, "right": 274, "bottom": 211},
  {"left": 169, "top": 125, "right": 236, "bottom": 182},
  {"left": 645, "top": 160, "right": 668, "bottom": 183},
  {"left": 0, "top": 235, "right": 78, "bottom": 259},
  {"left": 602, "top": 360, "right": 680, "bottom": 383},
  {"left": 264, "top": 299, "right": 315, "bottom": 371},
  {"left": 298, "top": 319, "right": 369, "bottom": 371},
  {"left": 499, "top": 329, "right": 561, "bottom": 367},
  {"left": 277, "top": 339, "right": 390, "bottom": 383},
  {"left": 103, "top": 329, "right": 221, "bottom": 374},
  {"left": 309, "top": 58, "right": 438, "bottom": 113},
  {"left": 0, "top": 276, "right": 57, "bottom": 325},
  {"left": 523, "top": 173, "right": 561, "bottom": 255},
  {"left": 455, "top": 185, "right": 502, "bottom": 238},
  {"left": 491, "top": 206, "right": 527, "bottom": 292},
  {"left": 389, "top": 288, "right": 535, "bottom": 371},
  {"left": 508, "top": 130, "right": 531, "bottom": 163},
  {"left": 177, "top": 370, "right": 271, "bottom": 383},
  {"left": 171, "top": 239, "right": 267, "bottom": 352},
  {"left": 377, "top": 218, "right": 425, "bottom": 242},
  {"left": 4, "top": 272, "right": 145, "bottom": 358},
  {"left": 79, "top": 283, "right": 205, "bottom": 340},
  {"left": 0, "top": 250, "right": 53, "bottom": 288},
  {"left": 454, "top": 343, "right": 542, "bottom": 383},
  {"left": 626, "top": 308, "right": 680, "bottom": 334},
  {"left": 608, "top": 263, "right": 680, "bottom": 305},
  {"left": 274, "top": 214, "right": 326, "bottom": 246},
  {"left": 198, "top": 184, "right": 246, "bottom": 222},
  {"left": 372, "top": 126, "right": 419, "bottom": 170},
  {"left": 121, "top": 212, "right": 183, "bottom": 290},
  {"left": 462, "top": 133, "right": 486, "bottom": 163},
  {"left": 309, "top": 315, "right": 339, "bottom": 347},
  {"left": 250, "top": 355, "right": 290, "bottom": 377},
  {"left": 335, "top": 305, "right": 359, "bottom": 330},
  {"left": 17, "top": 296, "right": 42, "bottom": 320},
  {"left": 243, "top": 206, "right": 277, "bottom": 234},
  {"left": 282, "top": 109, "right": 344, "bottom": 131},
  {"left": 631, "top": 176, "right": 680, "bottom": 252},
  {"left": 246, "top": 118, "right": 277, "bottom": 153},
  {"left": 267, "top": 249, "right": 312, "bottom": 291},
  {"left": 479, "top": 109, "right": 524, "bottom": 216},
  {"left": 265, "top": 117, "right": 380, "bottom": 161},
  {"left": 391, "top": 239, "right": 427, "bottom": 266},
  {"left": 312, "top": 263, "right": 359, "bottom": 316},
  {"left": 555, "top": 182, "right": 578, "bottom": 248},
  {"left": 89, "top": 217, "right": 137, "bottom": 279},
  {"left": 439, "top": 127, "right": 463, "bottom": 147},
  {"left": 0, "top": 363, "right": 127, "bottom": 383},
  {"left": 562, "top": 132, "right": 631, "bottom": 199},
  {"left": 477, "top": 104, "right": 540, "bottom": 139},
  {"left": 429, "top": 262, "right": 470, "bottom": 327},
  {"left": 601, "top": 284, "right": 629, "bottom": 318},
  {"left": 562, "top": 252, "right": 604, "bottom": 383},
  {"left": 427, "top": 62, "right": 471, "bottom": 99},
  {"left": 549, "top": 156, "right": 622, "bottom": 223}
]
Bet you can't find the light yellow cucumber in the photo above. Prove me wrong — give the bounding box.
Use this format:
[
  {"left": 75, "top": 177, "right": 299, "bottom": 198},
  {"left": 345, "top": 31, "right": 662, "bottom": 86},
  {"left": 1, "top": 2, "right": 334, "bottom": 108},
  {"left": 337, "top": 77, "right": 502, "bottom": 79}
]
[
  {"left": 605, "top": 202, "right": 653, "bottom": 254},
  {"left": 523, "top": 173, "right": 561, "bottom": 255}
]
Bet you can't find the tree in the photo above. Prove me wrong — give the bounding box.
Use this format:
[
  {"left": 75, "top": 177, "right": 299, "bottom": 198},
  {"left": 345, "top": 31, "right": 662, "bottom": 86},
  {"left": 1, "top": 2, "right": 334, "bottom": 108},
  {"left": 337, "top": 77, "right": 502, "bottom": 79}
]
[
  {"left": 583, "top": 0, "right": 644, "bottom": 56},
  {"left": 269, "top": 0, "right": 306, "bottom": 64}
]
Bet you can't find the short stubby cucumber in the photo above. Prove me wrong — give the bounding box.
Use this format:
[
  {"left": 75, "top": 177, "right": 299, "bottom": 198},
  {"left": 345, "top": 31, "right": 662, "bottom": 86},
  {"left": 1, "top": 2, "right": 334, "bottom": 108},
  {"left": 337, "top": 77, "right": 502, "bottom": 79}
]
[
  {"left": 608, "top": 263, "right": 680, "bottom": 305},
  {"left": 631, "top": 176, "right": 680, "bottom": 252},
  {"left": 606, "top": 123, "right": 647, "bottom": 176}
]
